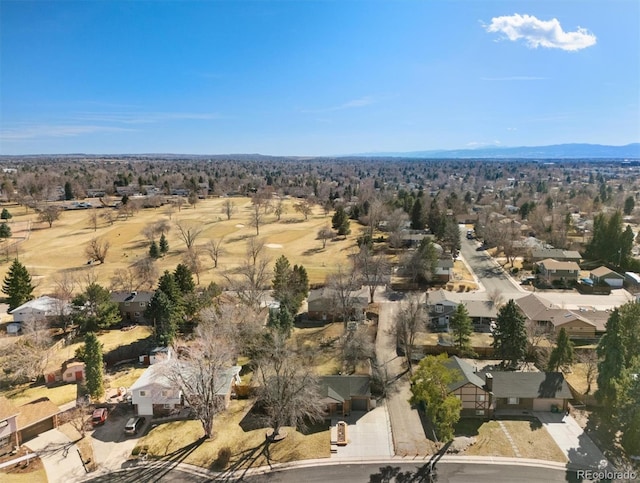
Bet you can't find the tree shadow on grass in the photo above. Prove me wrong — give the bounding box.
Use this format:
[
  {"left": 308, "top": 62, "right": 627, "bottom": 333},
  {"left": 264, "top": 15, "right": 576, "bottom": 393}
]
[
  {"left": 215, "top": 439, "right": 273, "bottom": 481},
  {"left": 119, "top": 437, "right": 206, "bottom": 483},
  {"left": 302, "top": 247, "right": 323, "bottom": 256}
]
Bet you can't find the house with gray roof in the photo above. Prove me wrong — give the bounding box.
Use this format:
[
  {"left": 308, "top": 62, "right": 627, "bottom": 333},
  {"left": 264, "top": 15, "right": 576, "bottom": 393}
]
[
  {"left": 531, "top": 249, "right": 582, "bottom": 263},
  {"left": 444, "top": 356, "right": 491, "bottom": 418},
  {"left": 536, "top": 258, "right": 580, "bottom": 284},
  {"left": 319, "top": 375, "right": 371, "bottom": 417},
  {"left": 426, "top": 289, "right": 498, "bottom": 332},
  {"left": 487, "top": 371, "right": 572, "bottom": 413}
]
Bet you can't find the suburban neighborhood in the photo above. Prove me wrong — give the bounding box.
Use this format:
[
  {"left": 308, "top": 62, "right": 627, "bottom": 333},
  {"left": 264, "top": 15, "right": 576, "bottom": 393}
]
[{"left": 0, "top": 155, "right": 637, "bottom": 483}]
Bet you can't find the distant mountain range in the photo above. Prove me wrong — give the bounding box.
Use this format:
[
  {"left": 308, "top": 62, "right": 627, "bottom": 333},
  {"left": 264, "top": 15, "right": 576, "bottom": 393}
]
[{"left": 351, "top": 143, "right": 640, "bottom": 159}]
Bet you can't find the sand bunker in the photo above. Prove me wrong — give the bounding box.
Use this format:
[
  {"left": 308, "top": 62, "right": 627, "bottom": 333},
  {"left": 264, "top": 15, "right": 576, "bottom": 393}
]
[
  {"left": 235, "top": 224, "right": 245, "bottom": 228},
  {"left": 265, "top": 243, "right": 283, "bottom": 249}
]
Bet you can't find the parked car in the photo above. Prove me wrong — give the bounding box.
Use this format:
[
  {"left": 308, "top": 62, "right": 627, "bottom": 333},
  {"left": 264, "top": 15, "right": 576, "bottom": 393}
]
[
  {"left": 124, "top": 416, "right": 146, "bottom": 435},
  {"left": 91, "top": 408, "right": 108, "bottom": 426}
]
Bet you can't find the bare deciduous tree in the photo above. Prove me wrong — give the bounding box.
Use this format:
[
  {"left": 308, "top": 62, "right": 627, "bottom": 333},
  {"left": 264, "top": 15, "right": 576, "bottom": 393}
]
[
  {"left": 317, "top": 225, "right": 334, "bottom": 249},
  {"left": 274, "top": 199, "right": 286, "bottom": 221},
  {"left": 255, "top": 332, "right": 325, "bottom": 441},
  {"left": 131, "top": 258, "right": 159, "bottom": 290},
  {"left": 294, "top": 199, "right": 313, "bottom": 220},
  {"left": 101, "top": 210, "right": 116, "bottom": 226},
  {"left": 205, "top": 238, "right": 225, "bottom": 269},
  {"left": 37, "top": 205, "right": 62, "bottom": 228},
  {"left": 577, "top": 349, "right": 598, "bottom": 395},
  {"left": 249, "top": 201, "right": 266, "bottom": 236},
  {"left": 246, "top": 237, "right": 265, "bottom": 267},
  {"left": 88, "top": 209, "right": 100, "bottom": 232},
  {"left": 393, "top": 293, "right": 427, "bottom": 373},
  {"left": 222, "top": 199, "right": 235, "bottom": 220},
  {"left": 1, "top": 317, "right": 53, "bottom": 384},
  {"left": 387, "top": 208, "right": 409, "bottom": 249},
  {"left": 183, "top": 247, "right": 204, "bottom": 285},
  {"left": 224, "top": 258, "right": 271, "bottom": 310},
  {"left": 165, "top": 322, "right": 236, "bottom": 439},
  {"left": 175, "top": 221, "right": 204, "bottom": 251},
  {"left": 341, "top": 325, "right": 374, "bottom": 373},
  {"left": 85, "top": 237, "right": 110, "bottom": 264},
  {"left": 326, "top": 264, "right": 361, "bottom": 323},
  {"left": 355, "top": 246, "right": 390, "bottom": 303}
]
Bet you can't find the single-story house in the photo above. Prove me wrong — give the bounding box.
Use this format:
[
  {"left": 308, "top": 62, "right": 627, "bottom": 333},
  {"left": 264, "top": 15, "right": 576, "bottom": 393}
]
[
  {"left": 130, "top": 362, "right": 241, "bottom": 417},
  {"left": 531, "top": 249, "right": 582, "bottom": 263},
  {"left": 536, "top": 258, "right": 580, "bottom": 284},
  {"left": 590, "top": 266, "right": 624, "bottom": 288},
  {"left": 17, "top": 398, "right": 60, "bottom": 445},
  {"left": 45, "top": 360, "right": 85, "bottom": 385},
  {"left": 110, "top": 291, "right": 154, "bottom": 323},
  {"left": 445, "top": 357, "right": 491, "bottom": 418},
  {"left": 515, "top": 294, "right": 604, "bottom": 339},
  {"left": 488, "top": 371, "right": 572, "bottom": 413},
  {"left": 319, "top": 375, "right": 371, "bottom": 417},
  {"left": 307, "top": 287, "right": 369, "bottom": 322},
  {"left": 0, "top": 397, "right": 20, "bottom": 455},
  {"left": 9, "top": 296, "right": 70, "bottom": 324}
]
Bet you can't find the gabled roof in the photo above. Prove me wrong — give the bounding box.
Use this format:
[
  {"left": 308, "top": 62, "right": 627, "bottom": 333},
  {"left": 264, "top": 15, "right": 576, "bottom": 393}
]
[
  {"left": 515, "top": 294, "right": 555, "bottom": 321},
  {"left": 591, "top": 266, "right": 623, "bottom": 279},
  {"left": 9, "top": 296, "right": 69, "bottom": 316},
  {"left": 445, "top": 356, "right": 486, "bottom": 392},
  {"left": 491, "top": 372, "right": 572, "bottom": 399},
  {"left": 319, "top": 375, "right": 370, "bottom": 403},
  {"left": 17, "top": 397, "right": 60, "bottom": 430},
  {"left": 0, "top": 396, "right": 20, "bottom": 421},
  {"left": 307, "top": 287, "right": 368, "bottom": 305},
  {"left": 532, "top": 248, "right": 581, "bottom": 260},
  {"left": 548, "top": 311, "right": 595, "bottom": 328},
  {"left": 537, "top": 259, "right": 580, "bottom": 271},
  {"left": 110, "top": 291, "right": 155, "bottom": 303}
]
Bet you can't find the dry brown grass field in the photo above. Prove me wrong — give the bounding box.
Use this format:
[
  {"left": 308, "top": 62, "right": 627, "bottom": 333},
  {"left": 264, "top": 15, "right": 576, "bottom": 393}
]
[{"left": 0, "top": 198, "right": 366, "bottom": 295}]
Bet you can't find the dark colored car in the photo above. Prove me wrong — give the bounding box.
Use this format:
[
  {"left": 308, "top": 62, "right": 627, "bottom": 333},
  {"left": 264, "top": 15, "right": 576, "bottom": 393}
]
[{"left": 124, "top": 416, "right": 146, "bottom": 435}]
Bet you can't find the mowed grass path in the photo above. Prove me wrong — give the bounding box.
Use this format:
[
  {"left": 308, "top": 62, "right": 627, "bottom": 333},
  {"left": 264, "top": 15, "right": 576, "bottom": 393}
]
[{"left": 0, "top": 198, "right": 364, "bottom": 294}]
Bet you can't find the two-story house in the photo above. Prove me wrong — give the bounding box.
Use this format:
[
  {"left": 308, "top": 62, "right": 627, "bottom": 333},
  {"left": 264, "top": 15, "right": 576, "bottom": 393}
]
[
  {"left": 536, "top": 258, "right": 580, "bottom": 284},
  {"left": 110, "top": 291, "right": 154, "bottom": 323}
]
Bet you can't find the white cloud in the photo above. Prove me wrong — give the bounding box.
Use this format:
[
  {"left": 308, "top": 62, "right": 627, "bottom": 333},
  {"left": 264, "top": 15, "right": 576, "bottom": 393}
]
[
  {"left": 0, "top": 124, "right": 133, "bottom": 141},
  {"left": 302, "top": 96, "right": 375, "bottom": 113},
  {"left": 484, "top": 14, "right": 596, "bottom": 51}
]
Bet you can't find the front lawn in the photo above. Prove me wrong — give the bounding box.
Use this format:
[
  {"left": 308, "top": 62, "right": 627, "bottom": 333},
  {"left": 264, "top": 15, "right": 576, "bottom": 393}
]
[
  {"left": 4, "top": 381, "right": 79, "bottom": 407},
  {"left": 134, "top": 399, "right": 330, "bottom": 471}
]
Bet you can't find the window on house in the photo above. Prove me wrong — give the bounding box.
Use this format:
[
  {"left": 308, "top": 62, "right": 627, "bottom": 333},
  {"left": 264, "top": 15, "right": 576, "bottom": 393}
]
[
  {"left": 139, "top": 302, "right": 146, "bottom": 307},
  {"left": 477, "top": 394, "right": 486, "bottom": 402},
  {"left": 139, "top": 390, "right": 147, "bottom": 397},
  {"left": 435, "top": 305, "right": 444, "bottom": 313},
  {"left": 475, "top": 410, "right": 485, "bottom": 416},
  {"left": 508, "top": 397, "right": 519, "bottom": 405},
  {"left": 163, "top": 404, "right": 172, "bottom": 409},
  {"left": 0, "top": 435, "right": 10, "bottom": 448}
]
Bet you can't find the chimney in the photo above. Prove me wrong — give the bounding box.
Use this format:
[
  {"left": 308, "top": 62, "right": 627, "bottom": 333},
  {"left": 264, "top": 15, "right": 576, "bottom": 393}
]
[{"left": 485, "top": 373, "right": 493, "bottom": 392}]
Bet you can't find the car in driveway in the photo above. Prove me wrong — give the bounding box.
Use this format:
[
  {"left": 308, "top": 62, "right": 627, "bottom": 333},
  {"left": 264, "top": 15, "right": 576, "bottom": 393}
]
[
  {"left": 124, "top": 416, "right": 146, "bottom": 435},
  {"left": 92, "top": 408, "right": 108, "bottom": 426}
]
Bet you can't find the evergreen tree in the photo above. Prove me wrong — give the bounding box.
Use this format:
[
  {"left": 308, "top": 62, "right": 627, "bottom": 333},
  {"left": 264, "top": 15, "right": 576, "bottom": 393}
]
[
  {"left": 267, "top": 306, "right": 294, "bottom": 336},
  {"left": 2, "top": 259, "right": 34, "bottom": 311},
  {"left": 64, "top": 181, "right": 74, "bottom": 201},
  {"left": 624, "top": 196, "right": 636, "bottom": 216},
  {"left": 0, "top": 223, "right": 11, "bottom": 238},
  {"left": 146, "top": 290, "right": 178, "bottom": 346},
  {"left": 84, "top": 332, "right": 104, "bottom": 400},
  {"left": 450, "top": 303, "right": 475, "bottom": 356},
  {"left": 174, "top": 263, "right": 196, "bottom": 294},
  {"left": 159, "top": 233, "right": 169, "bottom": 254},
  {"left": 493, "top": 299, "right": 527, "bottom": 370},
  {"left": 547, "top": 328, "right": 574, "bottom": 371},
  {"left": 71, "top": 283, "right": 121, "bottom": 333},
  {"left": 149, "top": 240, "right": 160, "bottom": 259},
  {"left": 0, "top": 208, "right": 12, "bottom": 220},
  {"left": 331, "top": 206, "right": 351, "bottom": 236},
  {"left": 411, "top": 198, "right": 425, "bottom": 230},
  {"left": 157, "top": 270, "right": 183, "bottom": 306},
  {"left": 271, "top": 256, "right": 309, "bottom": 315}
]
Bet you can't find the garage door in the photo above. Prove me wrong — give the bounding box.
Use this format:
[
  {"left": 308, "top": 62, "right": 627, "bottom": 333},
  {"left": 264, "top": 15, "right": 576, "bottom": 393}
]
[
  {"left": 351, "top": 398, "right": 369, "bottom": 411},
  {"left": 20, "top": 418, "right": 55, "bottom": 443},
  {"left": 533, "top": 399, "right": 561, "bottom": 412}
]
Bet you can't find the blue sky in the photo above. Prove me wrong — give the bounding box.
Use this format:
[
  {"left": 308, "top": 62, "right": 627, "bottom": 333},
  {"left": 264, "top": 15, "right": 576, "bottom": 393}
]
[{"left": 1, "top": 0, "right": 638, "bottom": 156}]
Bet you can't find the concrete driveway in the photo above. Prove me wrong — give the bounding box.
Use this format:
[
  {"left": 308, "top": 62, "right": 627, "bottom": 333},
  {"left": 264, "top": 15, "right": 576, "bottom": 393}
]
[
  {"left": 90, "top": 406, "right": 147, "bottom": 473},
  {"left": 330, "top": 405, "right": 394, "bottom": 459},
  {"left": 25, "top": 428, "right": 86, "bottom": 483},
  {"left": 534, "top": 412, "right": 611, "bottom": 471}
]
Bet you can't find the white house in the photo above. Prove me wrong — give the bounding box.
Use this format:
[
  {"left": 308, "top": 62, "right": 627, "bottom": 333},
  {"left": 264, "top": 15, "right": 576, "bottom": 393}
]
[
  {"left": 130, "top": 362, "right": 241, "bottom": 417},
  {"left": 9, "top": 296, "right": 70, "bottom": 324}
]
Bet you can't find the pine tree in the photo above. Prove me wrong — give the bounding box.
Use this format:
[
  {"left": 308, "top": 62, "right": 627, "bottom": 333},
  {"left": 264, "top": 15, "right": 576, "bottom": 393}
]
[
  {"left": 450, "top": 303, "right": 475, "bottom": 356},
  {"left": 411, "top": 198, "right": 425, "bottom": 230},
  {"left": 547, "top": 328, "right": 574, "bottom": 371},
  {"left": 146, "top": 290, "right": 178, "bottom": 346},
  {"left": 149, "top": 240, "right": 160, "bottom": 259},
  {"left": 272, "top": 256, "right": 309, "bottom": 315},
  {"left": 331, "top": 206, "right": 351, "bottom": 236},
  {"left": 267, "top": 306, "right": 294, "bottom": 336},
  {"left": 0, "top": 223, "right": 11, "bottom": 238},
  {"left": 493, "top": 299, "right": 527, "bottom": 370},
  {"left": 2, "top": 259, "right": 34, "bottom": 311},
  {"left": 84, "top": 332, "right": 105, "bottom": 400},
  {"left": 0, "top": 208, "right": 12, "bottom": 220},
  {"left": 71, "top": 283, "right": 121, "bottom": 333},
  {"left": 159, "top": 233, "right": 169, "bottom": 254},
  {"left": 174, "top": 263, "right": 195, "bottom": 294}
]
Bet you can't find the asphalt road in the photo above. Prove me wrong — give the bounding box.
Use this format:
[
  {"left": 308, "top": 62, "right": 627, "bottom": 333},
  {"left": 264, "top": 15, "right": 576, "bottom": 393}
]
[
  {"left": 458, "top": 227, "right": 522, "bottom": 298},
  {"left": 243, "top": 462, "right": 583, "bottom": 482}
]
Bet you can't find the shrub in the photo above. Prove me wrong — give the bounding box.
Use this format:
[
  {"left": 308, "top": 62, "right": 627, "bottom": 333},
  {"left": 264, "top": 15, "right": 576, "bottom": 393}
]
[{"left": 214, "top": 446, "right": 232, "bottom": 469}]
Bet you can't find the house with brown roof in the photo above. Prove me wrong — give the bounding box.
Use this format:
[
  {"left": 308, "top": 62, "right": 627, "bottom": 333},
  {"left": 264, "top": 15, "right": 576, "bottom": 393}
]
[
  {"left": 110, "top": 291, "right": 154, "bottom": 323},
  {"left": 0, "top": 397, "right": 60, "bottom": 455},
  {"left": 0, "top": 397, "right": 19, "bottom": 455},
  {"left": 531, "top": 249, "right": 582, "bottom": 263},
  {"left": 319, "top": 375, "right": 372, "bottom": 417},
  {"left": 590, "top": 266, "right": 624, "bottom": 288},
  {"left": 536, "top": 258, "right": 580, "bottom": 284},
  {"left": 445, "top": 357, "right": 491, "bottom": 418}
]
